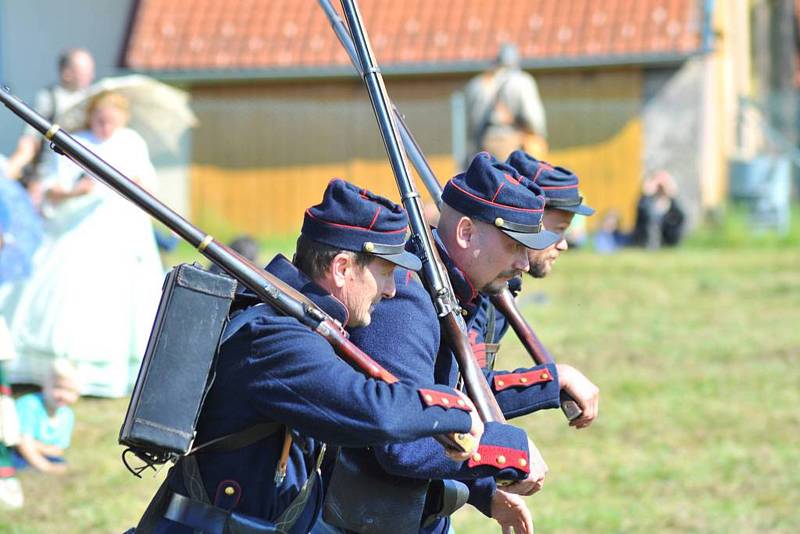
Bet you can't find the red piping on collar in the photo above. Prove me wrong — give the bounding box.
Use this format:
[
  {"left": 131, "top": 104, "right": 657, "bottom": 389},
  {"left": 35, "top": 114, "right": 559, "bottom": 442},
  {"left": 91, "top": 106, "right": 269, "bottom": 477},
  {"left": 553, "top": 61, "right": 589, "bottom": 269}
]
[
  {"left": 446, "top": 248, "right": 478, "bottom": 304},
  {"left": 328, "top": 289, "right": 350, "bottom": 328}
]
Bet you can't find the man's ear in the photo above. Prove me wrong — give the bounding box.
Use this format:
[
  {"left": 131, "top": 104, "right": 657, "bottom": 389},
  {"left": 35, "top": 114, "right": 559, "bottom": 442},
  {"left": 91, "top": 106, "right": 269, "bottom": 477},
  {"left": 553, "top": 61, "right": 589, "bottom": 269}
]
[
  {"left": 454, "top": 216, "right": 476, "bottom": 250},
  {"left": 329, "top": 252, "right": 352, "bottom": 288}
]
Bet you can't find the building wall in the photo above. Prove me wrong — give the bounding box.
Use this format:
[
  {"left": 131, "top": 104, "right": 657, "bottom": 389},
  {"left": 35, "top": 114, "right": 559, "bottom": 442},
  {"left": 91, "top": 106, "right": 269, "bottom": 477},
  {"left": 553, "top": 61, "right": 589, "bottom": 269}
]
[
  {"left": 188, "top": 78, "right": 459, "bottom": 234},
  {"left": 643, "top": 62, "right": 704, "bottom": 227},
  {"left": 539, "top": 68, "right": 644, "bottom": 231},
  {"left": 189, "top": 68, "right": 645, "bottom": 235}
]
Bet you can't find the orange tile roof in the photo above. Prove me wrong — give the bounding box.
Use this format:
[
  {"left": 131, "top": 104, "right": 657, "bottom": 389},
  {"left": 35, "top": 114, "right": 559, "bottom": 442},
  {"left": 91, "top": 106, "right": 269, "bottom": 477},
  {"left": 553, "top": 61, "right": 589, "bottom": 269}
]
[{"left": 125, "top": 0, "right": 703, "bottom": 73}]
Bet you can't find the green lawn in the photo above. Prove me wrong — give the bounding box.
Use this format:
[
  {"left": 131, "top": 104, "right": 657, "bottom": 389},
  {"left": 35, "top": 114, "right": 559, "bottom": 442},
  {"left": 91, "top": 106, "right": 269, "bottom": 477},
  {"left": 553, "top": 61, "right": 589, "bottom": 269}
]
[{"left": 2, "top": 245, "right": 799, "bottom": 533}]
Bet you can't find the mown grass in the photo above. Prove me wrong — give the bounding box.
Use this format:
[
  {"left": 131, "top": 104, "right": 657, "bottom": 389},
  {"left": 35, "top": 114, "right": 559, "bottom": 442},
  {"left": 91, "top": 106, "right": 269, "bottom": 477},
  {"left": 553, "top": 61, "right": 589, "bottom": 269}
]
[
  {"left": 2, "top": 237, "right": 799, "bottom": 532},
  {"left": 454, "top": 245, "right": 800, "bottom": 533}
]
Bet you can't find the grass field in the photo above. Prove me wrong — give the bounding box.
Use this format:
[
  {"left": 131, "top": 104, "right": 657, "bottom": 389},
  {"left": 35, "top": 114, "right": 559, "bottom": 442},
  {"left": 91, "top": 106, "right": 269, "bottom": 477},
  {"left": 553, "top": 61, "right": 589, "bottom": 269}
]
[{"left": 2, "top": 242, "right": 799, "bottom": 533}]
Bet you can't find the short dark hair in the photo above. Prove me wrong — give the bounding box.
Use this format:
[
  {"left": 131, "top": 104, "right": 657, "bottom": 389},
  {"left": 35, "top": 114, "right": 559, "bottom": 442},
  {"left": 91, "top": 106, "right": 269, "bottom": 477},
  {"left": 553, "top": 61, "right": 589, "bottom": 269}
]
[
  {"left": 58, "top": 49, "right": 77, "bottom": 72},
  {"left": 58, "top": 48, "right": 89, "bottom": 73},
  {"left": 293, "top": 234, "right": 371, "bottom": 280}
]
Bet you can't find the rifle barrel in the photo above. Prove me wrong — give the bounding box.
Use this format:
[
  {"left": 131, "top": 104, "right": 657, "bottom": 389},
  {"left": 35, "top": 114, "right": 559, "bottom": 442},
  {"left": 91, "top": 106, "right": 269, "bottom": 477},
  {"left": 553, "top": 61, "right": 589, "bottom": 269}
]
[
  {"left": 0, "top": 85, "right": 398, "bottom": 386},
  {"left": 335, "top": 0, "right": 505, "bottom": 423},
  {"left": 314, "top": 4, "right": 582, "bottom": 422},
  {"left": 490, "top": 289, "right": 582, "bottom": 420}
]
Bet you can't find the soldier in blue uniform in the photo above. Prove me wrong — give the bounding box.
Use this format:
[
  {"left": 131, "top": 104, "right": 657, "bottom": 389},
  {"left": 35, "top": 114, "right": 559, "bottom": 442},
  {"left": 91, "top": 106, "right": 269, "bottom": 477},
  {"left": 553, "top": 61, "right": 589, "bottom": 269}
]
[
  {"left": 501, "top": 149, "right": 601, "bottom": 429},
  {"left": 461, "top": 150, "right": 604, "bottom": 532},
  {"left": 466, "top": 150, "right": 601, "bottom": 427},
  {"left": 321, "top": 154, "right": 583, "bottom": 534},
  {"left": 135, "top": 179, "right": 507, "bottom": 534}
]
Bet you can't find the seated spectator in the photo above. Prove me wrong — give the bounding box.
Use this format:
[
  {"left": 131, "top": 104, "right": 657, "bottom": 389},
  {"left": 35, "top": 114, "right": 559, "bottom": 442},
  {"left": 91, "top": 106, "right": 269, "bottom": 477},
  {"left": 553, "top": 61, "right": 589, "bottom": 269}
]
[
  {"left": 565, "top": 213, "right": 588, "bottom": 249},
  {"left": 631, "top": 170, "right": 686, "bottom": 249},
  {"left": 594, "top": 209, "right": 628, "bottom": 254},
  {"left": 13, "top": 360, "right": 79, "bottom": 475},
  {"left": 0, "top": 310, "right": 22, "bottom": 508}
]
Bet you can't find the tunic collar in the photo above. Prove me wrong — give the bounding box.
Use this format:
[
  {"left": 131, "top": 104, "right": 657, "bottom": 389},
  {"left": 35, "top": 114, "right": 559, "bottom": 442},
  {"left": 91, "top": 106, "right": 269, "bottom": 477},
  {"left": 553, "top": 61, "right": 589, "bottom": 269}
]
[
  {"left": 431, "top": 229, "right": 479, "bottom": 311},
  {"left": 236, "top": 253, "right": 349, "bottom": 326}
]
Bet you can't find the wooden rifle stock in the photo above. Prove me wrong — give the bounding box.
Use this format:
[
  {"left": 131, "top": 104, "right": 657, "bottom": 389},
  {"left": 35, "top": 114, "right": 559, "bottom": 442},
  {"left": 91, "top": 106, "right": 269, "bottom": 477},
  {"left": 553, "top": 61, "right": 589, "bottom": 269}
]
[
  {"left": 0, "top": 85, "right": 473, "bottom": 452},
  {"left": 335, "top": 0, "right": 506, "bottom": 424},
  {"left": 490, "top": 289, "right": 582, "bottom": 421}
]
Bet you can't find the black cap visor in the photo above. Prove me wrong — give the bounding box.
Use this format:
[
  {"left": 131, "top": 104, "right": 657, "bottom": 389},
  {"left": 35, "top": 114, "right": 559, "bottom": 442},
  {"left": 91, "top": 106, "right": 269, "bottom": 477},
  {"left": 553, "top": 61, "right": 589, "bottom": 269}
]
[
  {"left": 361, "top": 241, "right": 422, "bottom": 271},
  {"left": 372, "top": 250, "right": 422, "bottom": 271},
  {"left": 500, "top": 227, "right": 560, "bottom": 250},
  {"left": 555, "top": 202, "right": 595, "bottom": 216}
]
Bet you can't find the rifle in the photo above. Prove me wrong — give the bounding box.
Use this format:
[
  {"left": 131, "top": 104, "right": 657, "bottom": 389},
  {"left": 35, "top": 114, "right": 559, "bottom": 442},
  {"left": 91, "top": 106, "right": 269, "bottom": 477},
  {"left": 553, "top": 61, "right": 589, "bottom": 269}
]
[
  {"left": 333, "top": 0, "right": 504, "bottom": 423},
  {"left": 0, "top": 85, "right": 472, "bottom": 453},
  {"left": 394, "top": 110, "right": 581, "bottom": 421},
  {"left": 320, "top": 0, "right": 580, "bottom": 422}
]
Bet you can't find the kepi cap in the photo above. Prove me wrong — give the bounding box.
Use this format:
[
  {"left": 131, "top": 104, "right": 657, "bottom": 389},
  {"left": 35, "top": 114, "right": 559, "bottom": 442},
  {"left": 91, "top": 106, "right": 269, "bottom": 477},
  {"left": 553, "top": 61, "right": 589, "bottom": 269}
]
[
  {"left": 302, "top": 179, "right": 422, "bottom": 271},
  {"left": 506, "top": 150, "right": 595, "bottom": 216},
  {"left": 441, "top": 152, "right": 559, "bottom": 250}
]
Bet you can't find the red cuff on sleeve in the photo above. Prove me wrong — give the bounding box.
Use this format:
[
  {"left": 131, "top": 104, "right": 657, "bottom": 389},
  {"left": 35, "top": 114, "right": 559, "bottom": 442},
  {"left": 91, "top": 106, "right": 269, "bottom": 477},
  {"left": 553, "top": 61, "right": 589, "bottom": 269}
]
[
  {"left": 418, "top": 389, "right": 472, "bottom": 412},
  {"left": 493, "top": 369, "right": 553, "bottom": 392},
  {"left": 467, "top": 444, "right": 530, "bottom": 473}
]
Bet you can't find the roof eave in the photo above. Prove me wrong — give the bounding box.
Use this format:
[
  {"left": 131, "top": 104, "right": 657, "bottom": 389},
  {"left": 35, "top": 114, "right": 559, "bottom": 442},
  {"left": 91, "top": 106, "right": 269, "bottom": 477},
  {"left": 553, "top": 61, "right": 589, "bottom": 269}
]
[{"left": 123, "top": 50, "right": 703, "bottom": 84}]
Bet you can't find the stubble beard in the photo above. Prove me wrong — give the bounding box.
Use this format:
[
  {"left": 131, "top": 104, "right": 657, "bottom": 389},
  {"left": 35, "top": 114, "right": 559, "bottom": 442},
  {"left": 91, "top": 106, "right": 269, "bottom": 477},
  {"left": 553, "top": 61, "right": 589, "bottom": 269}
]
[
  {"left": 482, "top": 270, "right": 522, "bottom": 295},
  {"left": 527, "top": 260, "right": 550, "bottom": 279}
]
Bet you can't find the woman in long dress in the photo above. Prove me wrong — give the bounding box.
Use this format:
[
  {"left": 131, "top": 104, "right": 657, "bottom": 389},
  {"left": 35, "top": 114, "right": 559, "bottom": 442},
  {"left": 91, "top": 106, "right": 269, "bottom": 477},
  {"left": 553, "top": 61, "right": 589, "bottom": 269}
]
[{"left": 2, "top": 91, "right": 164, "bottom": 398}]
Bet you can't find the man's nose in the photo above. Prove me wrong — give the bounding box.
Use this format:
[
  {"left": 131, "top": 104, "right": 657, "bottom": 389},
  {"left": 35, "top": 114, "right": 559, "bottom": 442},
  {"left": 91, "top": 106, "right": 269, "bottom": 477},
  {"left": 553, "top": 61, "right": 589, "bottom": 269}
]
[
  {"left": 556, "top": 237, "right": 569, "bottom": 251},
  {"left": 382, "top": 274, "right": 397, "bottom": 299},
  {"left": 514, "top": 249, "right": 530, "bottom": 272}
]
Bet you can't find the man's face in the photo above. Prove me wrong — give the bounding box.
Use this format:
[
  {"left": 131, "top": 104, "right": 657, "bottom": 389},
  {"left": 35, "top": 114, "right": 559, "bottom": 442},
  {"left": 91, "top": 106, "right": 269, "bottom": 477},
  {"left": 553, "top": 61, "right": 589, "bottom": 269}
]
[
  {"left": 527, "top": 209, "right": 575, "bottom": 278},
  {"left": 90, "top": 104, "right": 127, "bottom": 141},
  {"left": 468, "top": 221, "right": 530, "bottom": 295},
  {"left": 44, "top": 377, "right": 79, "bottom": 409},
  {"left": 62, "top": 51, "right": 95, "bottom": 90},
  {"left": 343, "top": 257, "right": 397, "bottom": 328}
]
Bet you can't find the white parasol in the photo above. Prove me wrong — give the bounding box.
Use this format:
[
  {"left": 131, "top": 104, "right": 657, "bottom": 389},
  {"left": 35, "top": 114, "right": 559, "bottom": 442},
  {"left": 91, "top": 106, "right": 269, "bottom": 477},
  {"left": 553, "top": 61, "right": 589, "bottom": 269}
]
[{"left": 59, "top": 74, "right": 199, "bottom": 156}]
